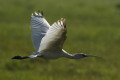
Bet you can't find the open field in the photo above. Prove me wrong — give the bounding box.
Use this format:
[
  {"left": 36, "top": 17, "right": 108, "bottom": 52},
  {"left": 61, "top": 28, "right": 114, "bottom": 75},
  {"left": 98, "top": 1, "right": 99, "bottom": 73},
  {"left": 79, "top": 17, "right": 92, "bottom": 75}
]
[{"left": 0, "top": 0, "right": 120, "bottom": 80}]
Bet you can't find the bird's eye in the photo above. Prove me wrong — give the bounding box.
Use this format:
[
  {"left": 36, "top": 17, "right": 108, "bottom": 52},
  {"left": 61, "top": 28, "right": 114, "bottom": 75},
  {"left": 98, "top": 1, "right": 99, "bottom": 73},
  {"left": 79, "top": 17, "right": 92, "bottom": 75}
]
[{"left": 82, "top": 54, "right": 87, "bottom": 57}]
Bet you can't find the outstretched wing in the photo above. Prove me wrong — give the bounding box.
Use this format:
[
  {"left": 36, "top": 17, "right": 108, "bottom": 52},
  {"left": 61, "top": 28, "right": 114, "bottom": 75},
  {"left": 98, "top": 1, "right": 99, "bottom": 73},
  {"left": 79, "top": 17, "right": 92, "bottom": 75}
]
[
  {"left": 38, "top": 18, "right": 67, "bottom": 52},
  {"left": 31, "top": 11, "right": 50, "bottom": 51}
]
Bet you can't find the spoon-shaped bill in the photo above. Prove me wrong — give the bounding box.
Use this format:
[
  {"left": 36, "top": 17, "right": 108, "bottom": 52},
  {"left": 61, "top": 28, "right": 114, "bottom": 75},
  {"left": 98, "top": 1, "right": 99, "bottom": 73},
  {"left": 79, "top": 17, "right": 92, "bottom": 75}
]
[{"left": 85, "top": 54, "right": 103, "bottom": 59}]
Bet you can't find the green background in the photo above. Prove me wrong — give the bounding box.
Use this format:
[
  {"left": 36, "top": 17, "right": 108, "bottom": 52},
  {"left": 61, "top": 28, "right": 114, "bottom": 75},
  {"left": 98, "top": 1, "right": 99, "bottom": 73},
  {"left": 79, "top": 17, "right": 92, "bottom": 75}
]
[{"left": 0, "top": 0, "right": 120, "bottom": 80}]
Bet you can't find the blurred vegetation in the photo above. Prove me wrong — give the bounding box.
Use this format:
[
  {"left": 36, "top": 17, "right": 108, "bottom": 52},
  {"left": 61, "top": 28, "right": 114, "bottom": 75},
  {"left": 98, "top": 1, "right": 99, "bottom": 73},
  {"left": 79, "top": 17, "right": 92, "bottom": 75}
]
[{"left": 0, "top": 0, "right": 120, "bottom": 80}]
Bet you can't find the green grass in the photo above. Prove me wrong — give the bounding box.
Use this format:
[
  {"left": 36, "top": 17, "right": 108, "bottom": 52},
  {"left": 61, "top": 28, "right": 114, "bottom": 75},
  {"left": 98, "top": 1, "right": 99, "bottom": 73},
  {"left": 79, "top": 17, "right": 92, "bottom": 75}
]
[{"left": 0, "top": 0, "right": 120, "bottom": 80}]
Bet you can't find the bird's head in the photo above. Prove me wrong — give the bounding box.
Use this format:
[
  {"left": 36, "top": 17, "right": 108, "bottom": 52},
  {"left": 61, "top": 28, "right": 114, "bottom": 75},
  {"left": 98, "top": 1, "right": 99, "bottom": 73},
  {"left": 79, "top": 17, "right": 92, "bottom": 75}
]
[
  {"left": 74, "top": 53, "right": 101, "bottom": 59},
  {"left": 74, "top": 53, "right": 88, "bottom": 59}
]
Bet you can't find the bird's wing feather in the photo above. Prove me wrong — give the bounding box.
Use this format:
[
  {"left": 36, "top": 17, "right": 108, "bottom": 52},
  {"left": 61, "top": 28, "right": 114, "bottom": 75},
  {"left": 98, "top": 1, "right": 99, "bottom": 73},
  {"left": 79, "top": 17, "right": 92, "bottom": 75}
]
[
  {"left": 38, "top": 18, "right": 67, "bottom": 52},
  {"left": 31, "top": 11, "right": 50, "bottom": 51}
]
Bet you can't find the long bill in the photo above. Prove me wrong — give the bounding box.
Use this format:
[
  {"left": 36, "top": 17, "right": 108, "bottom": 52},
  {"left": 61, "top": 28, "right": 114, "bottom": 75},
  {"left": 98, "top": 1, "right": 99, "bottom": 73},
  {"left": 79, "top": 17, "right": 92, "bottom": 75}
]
[{"left": 86, "top": 54, "right": 103, "bottom": 59}]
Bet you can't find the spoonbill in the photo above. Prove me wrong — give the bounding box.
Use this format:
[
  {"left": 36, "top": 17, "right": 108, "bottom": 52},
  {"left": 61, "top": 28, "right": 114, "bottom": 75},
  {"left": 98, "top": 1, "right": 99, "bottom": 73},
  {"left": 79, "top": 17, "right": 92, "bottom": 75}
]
[{"left": 12, "top": 11, "right": 100, "bottom": 60}]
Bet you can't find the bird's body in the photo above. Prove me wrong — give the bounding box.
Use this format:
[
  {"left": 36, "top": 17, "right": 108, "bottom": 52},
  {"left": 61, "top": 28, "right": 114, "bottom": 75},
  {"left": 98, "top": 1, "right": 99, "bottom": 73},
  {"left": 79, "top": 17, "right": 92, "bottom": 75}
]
[
  {"left": 12, "top": 10, "right": 101, "bottom": 60},
  {"left": 39, "top": 50, "right": 63, "bottom": 59}
]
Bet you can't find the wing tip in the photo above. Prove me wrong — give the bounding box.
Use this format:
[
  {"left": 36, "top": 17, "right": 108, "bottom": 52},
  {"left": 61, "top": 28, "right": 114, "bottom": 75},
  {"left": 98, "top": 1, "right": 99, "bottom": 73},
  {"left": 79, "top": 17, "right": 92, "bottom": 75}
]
[
  {"left": 60, "top": 18, "right": 66, "bottom": 28},
  {"left": 32, "top": 10, "right": 44, "bottom": 17},
  {"left": 62, "top": 18, "right": 66, "bottom": 28}
]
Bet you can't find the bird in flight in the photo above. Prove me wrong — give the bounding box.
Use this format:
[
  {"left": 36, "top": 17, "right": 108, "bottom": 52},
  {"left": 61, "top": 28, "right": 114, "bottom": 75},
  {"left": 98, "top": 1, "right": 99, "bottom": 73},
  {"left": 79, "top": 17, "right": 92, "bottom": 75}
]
[{"left": 12, "top": 10, "right": 101, "bottom": 60}]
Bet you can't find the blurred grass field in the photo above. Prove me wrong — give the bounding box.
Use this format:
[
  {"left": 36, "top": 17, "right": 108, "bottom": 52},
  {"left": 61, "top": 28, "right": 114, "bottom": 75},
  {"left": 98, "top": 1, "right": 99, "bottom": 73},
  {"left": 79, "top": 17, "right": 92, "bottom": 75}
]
[{"left": 0, "top": 0, "right": 120, "bottom": 80}]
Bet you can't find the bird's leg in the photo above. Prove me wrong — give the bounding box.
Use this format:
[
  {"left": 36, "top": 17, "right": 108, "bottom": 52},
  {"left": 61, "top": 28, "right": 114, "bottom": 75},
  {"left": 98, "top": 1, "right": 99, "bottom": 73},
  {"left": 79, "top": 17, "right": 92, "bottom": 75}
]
[{"left": 12, "top": 56, "right": 29, "bottom": 60}]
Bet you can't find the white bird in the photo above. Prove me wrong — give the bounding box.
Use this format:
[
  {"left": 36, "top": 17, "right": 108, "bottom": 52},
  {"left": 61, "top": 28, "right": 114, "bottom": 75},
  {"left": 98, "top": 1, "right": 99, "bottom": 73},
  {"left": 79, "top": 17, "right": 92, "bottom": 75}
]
[{"left": 12, "top": 11, "right": 100, "bottom": 60}]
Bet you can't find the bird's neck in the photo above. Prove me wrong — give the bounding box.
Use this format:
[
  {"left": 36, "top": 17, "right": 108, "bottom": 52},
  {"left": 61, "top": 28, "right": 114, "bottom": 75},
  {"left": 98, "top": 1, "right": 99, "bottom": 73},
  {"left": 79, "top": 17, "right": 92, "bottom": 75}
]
[
  {"left": 62, "top": 50, "right": 76, "bottom": 59},
  {"left": 62, "top": 50, "right": 84, "bottom": 59}
]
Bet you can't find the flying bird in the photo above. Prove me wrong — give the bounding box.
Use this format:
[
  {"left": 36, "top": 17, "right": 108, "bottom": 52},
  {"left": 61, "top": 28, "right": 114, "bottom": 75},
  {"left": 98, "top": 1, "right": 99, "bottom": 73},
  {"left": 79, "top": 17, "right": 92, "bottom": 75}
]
[{"left": 12, "top": 11, "right": 101, "bottom": 60}]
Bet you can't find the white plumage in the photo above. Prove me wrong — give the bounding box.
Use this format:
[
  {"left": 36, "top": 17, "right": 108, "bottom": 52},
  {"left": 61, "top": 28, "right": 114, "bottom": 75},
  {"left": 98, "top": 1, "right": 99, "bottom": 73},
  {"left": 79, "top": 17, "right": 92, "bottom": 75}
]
[
  {"left": 12, "top": 11, "right": 101, "bottom": 60},
  {"left": 31, "top": 12, "right": 50, "bottom": 51}
]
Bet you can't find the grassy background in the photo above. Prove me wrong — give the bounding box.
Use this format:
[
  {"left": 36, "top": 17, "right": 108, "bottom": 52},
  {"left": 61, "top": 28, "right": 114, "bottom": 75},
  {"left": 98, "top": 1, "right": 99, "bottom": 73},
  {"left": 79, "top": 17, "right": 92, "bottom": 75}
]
[{"left": 0, "top": 0, "right": 120, "bottom": 80}]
